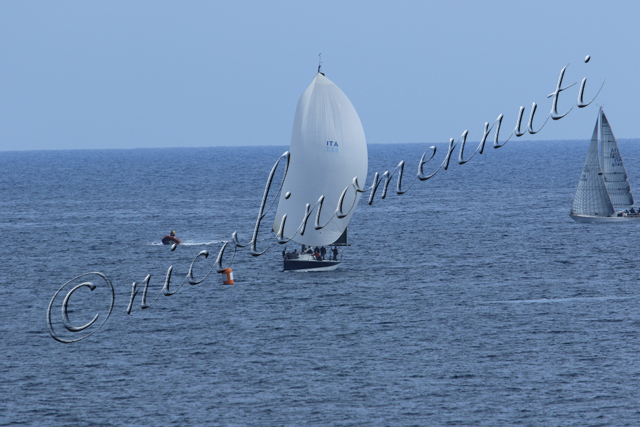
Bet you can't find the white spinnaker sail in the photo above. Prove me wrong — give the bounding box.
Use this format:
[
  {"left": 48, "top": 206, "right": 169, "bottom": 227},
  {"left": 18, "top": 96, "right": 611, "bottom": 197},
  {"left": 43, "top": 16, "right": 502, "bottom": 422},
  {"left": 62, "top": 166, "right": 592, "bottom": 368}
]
[
  {"left": 571, "top": 118, "right": 615, "bottom": 217},
  {"left": 600, "top": 108, "right": 634, "bottom": 208},
  {"left": 273, "top": 73, "right": 368, "bottom": 246}
]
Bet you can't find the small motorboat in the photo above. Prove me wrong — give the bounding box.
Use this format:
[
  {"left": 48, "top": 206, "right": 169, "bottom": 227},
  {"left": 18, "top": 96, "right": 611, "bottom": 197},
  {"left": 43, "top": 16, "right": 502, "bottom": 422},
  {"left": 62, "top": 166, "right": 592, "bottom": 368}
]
[{"left": 162, "top": 231, "right": 182, "bottom": 245}]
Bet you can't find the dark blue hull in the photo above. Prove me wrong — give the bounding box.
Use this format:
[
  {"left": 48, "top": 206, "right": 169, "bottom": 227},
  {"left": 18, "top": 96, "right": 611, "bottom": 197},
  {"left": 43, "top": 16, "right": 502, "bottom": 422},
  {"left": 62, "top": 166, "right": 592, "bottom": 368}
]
[{"left": 283, "top": 259, "right": 340, "bottom": 272}]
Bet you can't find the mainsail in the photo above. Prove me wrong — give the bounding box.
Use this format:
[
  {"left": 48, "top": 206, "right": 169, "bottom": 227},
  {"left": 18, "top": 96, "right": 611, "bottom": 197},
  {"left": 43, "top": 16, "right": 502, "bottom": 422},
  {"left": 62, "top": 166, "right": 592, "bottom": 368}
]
[
  {"left": 600, "top": 108, "right": 634, "bottom": 208},
  {"left": 273, "top": 73, "right": 368, "bottom": 247},
  {"left": 570, "top": 118, "right": 615, "bottom": 217}
]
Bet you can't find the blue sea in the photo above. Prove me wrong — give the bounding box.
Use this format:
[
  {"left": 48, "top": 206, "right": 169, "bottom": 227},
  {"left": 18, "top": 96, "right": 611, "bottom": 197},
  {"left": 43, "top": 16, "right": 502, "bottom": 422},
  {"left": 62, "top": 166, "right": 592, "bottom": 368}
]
[{"left": 2, "top": 140, "right": 640, "bottom": 426}]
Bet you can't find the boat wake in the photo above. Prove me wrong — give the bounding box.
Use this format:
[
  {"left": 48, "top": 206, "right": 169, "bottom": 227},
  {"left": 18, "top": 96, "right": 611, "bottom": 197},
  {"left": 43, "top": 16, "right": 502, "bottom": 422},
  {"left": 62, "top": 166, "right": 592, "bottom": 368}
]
[{"left": 149, "top": 241, "right": 225, "bottom": 246}]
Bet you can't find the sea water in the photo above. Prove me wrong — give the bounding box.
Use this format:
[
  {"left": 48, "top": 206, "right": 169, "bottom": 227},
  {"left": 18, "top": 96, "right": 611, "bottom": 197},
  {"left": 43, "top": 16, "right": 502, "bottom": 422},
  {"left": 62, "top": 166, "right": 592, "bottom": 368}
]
[{"left": 2, "top": 141, "right": 640, "bottom": 426}]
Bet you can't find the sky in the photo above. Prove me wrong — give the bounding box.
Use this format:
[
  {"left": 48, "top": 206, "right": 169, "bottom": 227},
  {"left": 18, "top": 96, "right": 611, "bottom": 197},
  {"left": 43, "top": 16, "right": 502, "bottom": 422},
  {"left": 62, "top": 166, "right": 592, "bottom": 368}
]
[{"left": 1, "top": 1, "right": 639, "bottom": 151}]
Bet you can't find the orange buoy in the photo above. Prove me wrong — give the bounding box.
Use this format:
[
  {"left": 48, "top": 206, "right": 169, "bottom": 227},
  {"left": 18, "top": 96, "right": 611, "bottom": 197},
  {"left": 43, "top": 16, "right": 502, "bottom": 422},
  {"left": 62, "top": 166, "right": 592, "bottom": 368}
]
[{"left": 221, "top": 268, "right": 234, "bottom": 285}]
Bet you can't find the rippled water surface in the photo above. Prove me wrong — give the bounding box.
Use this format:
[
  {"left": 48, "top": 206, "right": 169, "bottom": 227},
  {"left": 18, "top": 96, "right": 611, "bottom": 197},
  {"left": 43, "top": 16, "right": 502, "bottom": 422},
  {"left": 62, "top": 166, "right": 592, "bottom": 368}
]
[{"left": 2, "top": 141, "right": 640, "bottom": 426}]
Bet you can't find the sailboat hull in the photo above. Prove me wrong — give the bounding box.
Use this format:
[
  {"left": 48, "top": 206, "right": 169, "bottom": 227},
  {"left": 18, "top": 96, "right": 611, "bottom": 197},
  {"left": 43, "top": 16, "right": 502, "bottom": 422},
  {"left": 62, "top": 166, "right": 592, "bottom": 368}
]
[
  {"left": 569, "top": 214, "right": 640, "bottom": 223},
  {"left": 283, "top": 259, "right": 341, "bottom": 272}
]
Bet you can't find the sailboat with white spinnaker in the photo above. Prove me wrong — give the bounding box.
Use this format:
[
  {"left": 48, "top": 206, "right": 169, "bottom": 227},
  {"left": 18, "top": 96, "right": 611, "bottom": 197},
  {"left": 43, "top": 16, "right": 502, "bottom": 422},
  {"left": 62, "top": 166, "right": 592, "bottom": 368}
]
[{"left": 274, "top": 66, "right": 368, "bottom": 271}]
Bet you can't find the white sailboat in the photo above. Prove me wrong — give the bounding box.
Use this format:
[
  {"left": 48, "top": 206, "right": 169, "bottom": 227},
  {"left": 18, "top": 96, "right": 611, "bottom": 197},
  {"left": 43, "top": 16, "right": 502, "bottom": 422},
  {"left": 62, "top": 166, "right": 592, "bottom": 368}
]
[
  {"left": 569, "top": 108, "right": 639, "bottom": 223},
  {"left": 275, "top": 67, "right": 368, "bottom": 271}
]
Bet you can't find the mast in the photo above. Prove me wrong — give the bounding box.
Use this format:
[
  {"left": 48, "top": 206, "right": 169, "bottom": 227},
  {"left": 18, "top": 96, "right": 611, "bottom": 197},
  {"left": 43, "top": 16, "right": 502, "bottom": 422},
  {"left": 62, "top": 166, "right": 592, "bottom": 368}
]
[
  {"left": 600, "top": 107, "right": 634, "bottom": 208},
  {"left": 571, "top": 116, "right": 615, "bottom": 217}
]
